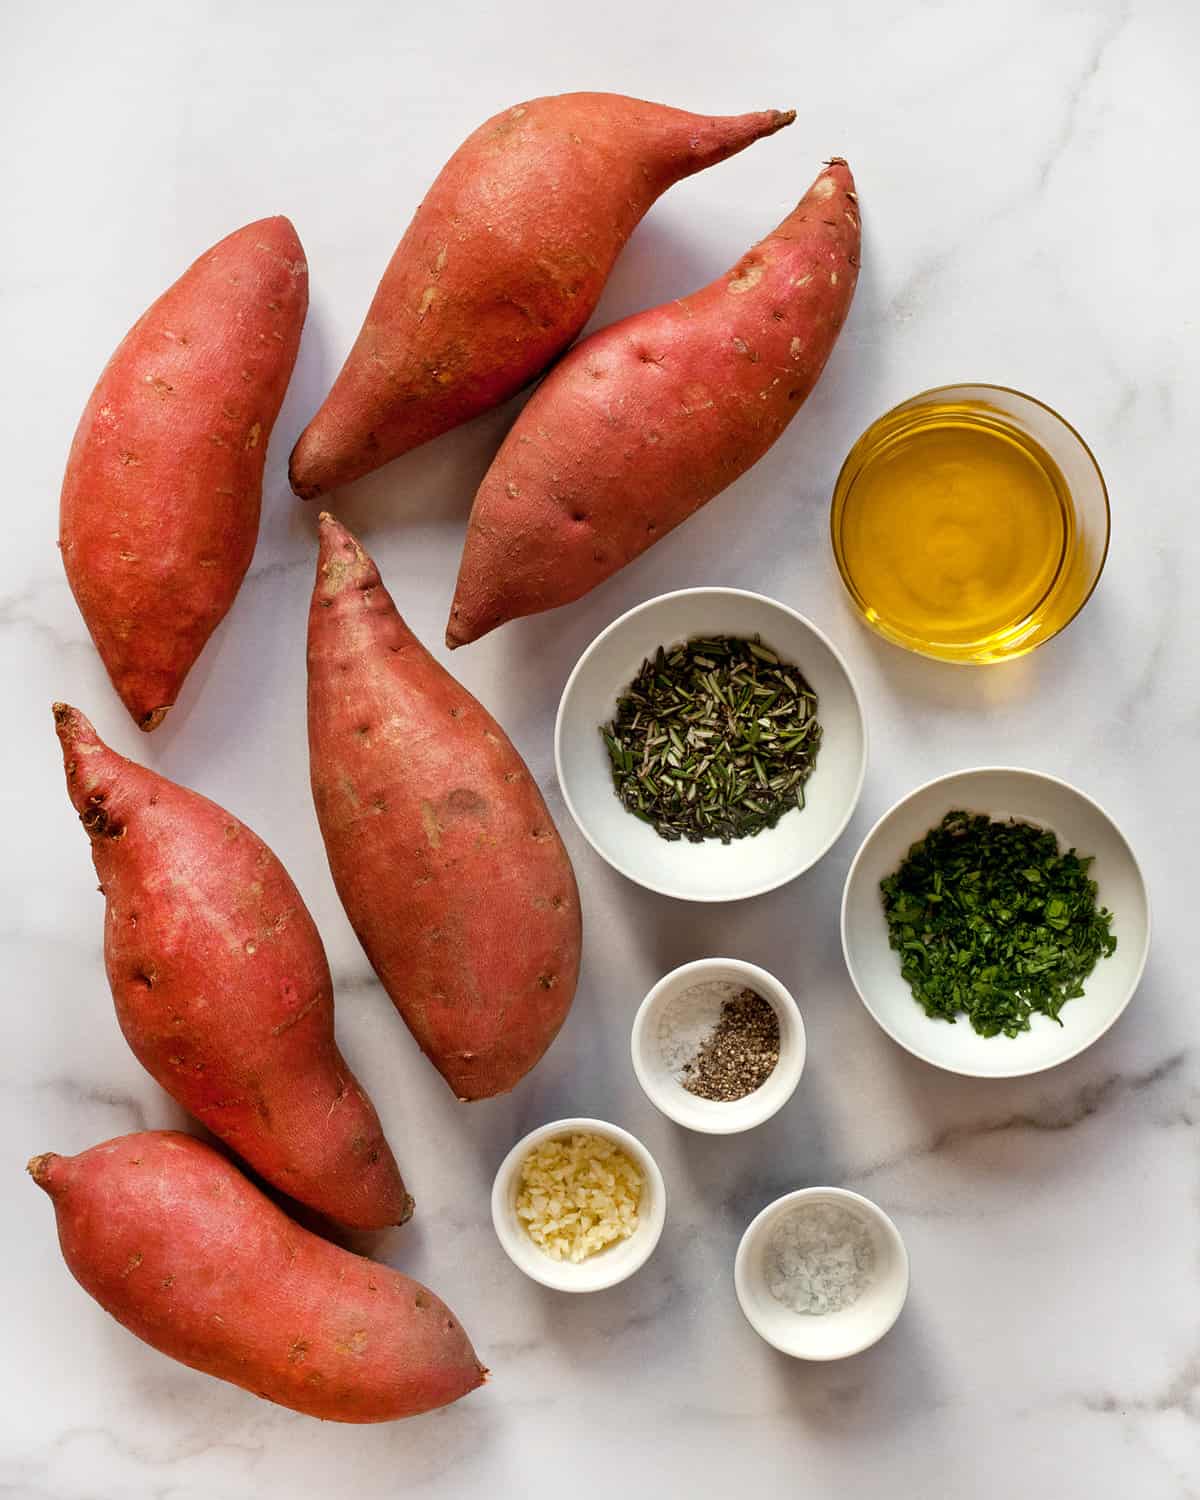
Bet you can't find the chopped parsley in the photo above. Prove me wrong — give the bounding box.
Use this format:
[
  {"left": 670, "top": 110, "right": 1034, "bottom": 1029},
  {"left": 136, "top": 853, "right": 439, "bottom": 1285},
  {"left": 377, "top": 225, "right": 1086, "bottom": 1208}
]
[{"left": 880, "top": 811, "right": 1117, "bottom": 1038}]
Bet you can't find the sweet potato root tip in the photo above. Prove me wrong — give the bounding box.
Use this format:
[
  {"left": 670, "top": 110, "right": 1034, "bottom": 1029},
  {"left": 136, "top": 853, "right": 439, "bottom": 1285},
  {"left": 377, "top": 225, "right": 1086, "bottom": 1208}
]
[
  {"left": 315, "top": 512, "right": 377, "bottom": 597},
  {"left": 290, "top": 449, "right": 323, "bottom": 501},
  {"left": 139, "top": 706, "right": 170, "bottom": 733},
  {"left": 52, "top": 701, "right": 100, "bottom": 758},
  {"left": 27, "top": 1153, "right": 58, "bottom": 1188}
]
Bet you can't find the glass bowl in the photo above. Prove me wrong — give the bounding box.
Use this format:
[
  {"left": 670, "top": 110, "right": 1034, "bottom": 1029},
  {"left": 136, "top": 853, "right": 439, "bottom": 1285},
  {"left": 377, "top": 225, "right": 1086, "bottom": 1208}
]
[{"left": 830, "top": 384, "right": 1110, "bottom": 663}]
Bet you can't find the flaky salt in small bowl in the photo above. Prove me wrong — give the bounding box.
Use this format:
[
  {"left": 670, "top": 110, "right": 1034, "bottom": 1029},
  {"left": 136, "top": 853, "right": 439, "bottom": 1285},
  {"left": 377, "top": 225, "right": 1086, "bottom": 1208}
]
[{"left": 735, "top": 1187, "right": 909, "bottom": 1359}]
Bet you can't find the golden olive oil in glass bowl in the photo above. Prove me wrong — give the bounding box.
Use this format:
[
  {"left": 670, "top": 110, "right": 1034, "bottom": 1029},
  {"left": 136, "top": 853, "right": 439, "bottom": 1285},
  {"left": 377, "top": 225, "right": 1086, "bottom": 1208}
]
[{"left": 830, "top": 385, "right": 1110, "bottom": 663}]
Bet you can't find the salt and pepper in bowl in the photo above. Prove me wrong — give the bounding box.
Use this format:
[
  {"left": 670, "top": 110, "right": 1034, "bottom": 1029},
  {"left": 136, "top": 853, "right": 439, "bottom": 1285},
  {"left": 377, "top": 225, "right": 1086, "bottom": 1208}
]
[{"left": 631, "top": 958, "right": 805, "bottom": 1134}]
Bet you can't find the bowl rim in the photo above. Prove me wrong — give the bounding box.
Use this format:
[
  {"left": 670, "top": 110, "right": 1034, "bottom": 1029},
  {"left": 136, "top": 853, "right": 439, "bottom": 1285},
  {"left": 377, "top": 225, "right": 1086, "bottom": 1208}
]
[
  {"left": 490, "top": 1115, "right": 668, "bottom": 1292},
  {"left": 553, "top": 586, "right": 869, "bottom": 902},
  {"left": 840, "top": 765, "right": 1153, "bottom": 1078},
  {"left": 630, "top": 957, "right": 806, "bottom": 1134},
  {"left": 734, "top": 1185, "right": 910, "bottom": 1360}
]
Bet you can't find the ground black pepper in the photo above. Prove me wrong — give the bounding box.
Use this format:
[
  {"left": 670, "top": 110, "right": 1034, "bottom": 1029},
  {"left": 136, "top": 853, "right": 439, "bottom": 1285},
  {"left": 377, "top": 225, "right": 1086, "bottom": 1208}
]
[{"left": 680, "top": 988, "right": 780, "bottom": 1101}]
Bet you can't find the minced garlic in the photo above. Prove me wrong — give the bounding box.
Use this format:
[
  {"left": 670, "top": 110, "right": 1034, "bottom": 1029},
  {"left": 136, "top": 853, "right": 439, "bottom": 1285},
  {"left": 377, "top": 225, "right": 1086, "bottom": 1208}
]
[{"left": 515, "top": 1132, "right": 642, "bottom": 1263}]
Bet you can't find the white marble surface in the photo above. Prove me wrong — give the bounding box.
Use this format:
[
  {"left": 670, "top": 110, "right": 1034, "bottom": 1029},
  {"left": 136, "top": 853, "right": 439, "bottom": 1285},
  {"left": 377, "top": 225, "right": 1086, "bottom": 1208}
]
[{"left": 4, "top": 2, "right": 1198, "bottom": 1496}]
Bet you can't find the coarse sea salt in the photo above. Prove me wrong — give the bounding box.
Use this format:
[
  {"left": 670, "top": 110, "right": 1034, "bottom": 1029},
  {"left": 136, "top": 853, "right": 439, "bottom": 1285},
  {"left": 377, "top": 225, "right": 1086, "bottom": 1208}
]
[{"left": 766, "top": 1201, "right": 877, "bottom": 1315}]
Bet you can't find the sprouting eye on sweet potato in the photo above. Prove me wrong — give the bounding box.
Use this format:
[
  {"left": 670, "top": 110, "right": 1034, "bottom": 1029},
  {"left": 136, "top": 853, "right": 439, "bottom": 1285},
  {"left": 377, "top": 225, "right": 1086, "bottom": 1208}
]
[
  {"left": 52, "top": 703, "right": 410, "bottom": 1232},
  {"left": 60, "top": 217, "right": 308, "bottom": 731},
  {"left": 29, "top": 1132, "right": 485, "bottom": 1422},
  {"left": 307, "top": 515, "right": 582, "bottom": 1100},
  {"left": 288, "top": 93, "right": 794, "bottom": 498},
  {"left": 446, "top": 159, "right": 861, "bottom": 648}
]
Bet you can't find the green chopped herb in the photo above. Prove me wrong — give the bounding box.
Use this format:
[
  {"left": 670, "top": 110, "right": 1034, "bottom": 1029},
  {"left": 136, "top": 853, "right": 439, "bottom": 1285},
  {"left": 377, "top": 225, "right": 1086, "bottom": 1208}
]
[
  {"left": 880, "top": 811, "right": 1118, "bottom": 1038},
  {"left": 600, "top": 635, "right": 821, "bottom": 844}
]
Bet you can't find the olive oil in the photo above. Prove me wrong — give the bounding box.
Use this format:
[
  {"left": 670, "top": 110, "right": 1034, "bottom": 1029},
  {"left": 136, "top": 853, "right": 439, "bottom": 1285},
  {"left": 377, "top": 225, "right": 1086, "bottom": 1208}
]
[{"left": 833, "top": 399, "right": 1081, "bottom": 662}]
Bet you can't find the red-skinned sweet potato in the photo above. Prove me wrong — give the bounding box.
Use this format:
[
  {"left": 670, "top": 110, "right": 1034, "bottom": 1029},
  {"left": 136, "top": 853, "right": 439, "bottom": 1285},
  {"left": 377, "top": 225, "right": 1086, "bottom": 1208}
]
[
  {"left": 307, "top": 516, "right": 581, "bottom": 1100},
  {"left": 60, "top": 218, "right": 308, "bottom": 731},
  {"left": 52, "top": 704, "right": 410, "bottom": 1232},
  {"left": 447, "top": 160, "right": 860, "bottom": 647},
  {"left": 288, "top": 94, "right": 794, "bottom": 498},
  {"left": 29, "top": 1132, "right": 485, "bottom": 1422}
]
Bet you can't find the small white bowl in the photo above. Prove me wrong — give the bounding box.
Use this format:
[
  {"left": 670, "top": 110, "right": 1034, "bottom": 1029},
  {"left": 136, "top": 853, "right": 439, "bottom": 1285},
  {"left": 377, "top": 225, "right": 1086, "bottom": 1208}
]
[
  {"left": 554, "top": 588, "right": 868, "bottom": 902},
  {"left": 631, "top": 958, "right": 806, "bottom": 1134},
  {"left": 842, "top": 767, "right": 1151, "bottom": 1078},
  {"left": 735, "top": 1187, "right": 909, "bottom": 1360},
  {"left": 491, "top": 1117, "right": 667, "bottom": 1292}
]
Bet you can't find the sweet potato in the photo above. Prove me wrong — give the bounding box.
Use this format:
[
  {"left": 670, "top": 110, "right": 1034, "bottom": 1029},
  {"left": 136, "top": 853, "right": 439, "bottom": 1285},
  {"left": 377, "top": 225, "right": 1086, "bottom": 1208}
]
[
  {"left": 60, "top": 218, "right": 308, "bottom": 731},
  {"left": 447, "top": 160, "right": 860, "bottom": 647},
  {"left": 288, "top": 94, "right": 794, "bottom": 498},
  {"left": 308, "top": 515, "right": 581, "bottom": 1100},
  {"left": 29, "top": 1132, "right": 485, "bottom": 1422},
  {"left": 52, "top": 704, "right": 410, "bottom": 1232}
]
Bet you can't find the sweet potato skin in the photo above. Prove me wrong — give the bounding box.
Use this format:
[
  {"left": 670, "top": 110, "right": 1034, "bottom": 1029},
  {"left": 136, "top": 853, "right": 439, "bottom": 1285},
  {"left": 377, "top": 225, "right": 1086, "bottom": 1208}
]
[
  {"left": 288, "top": 94, "right": 794, "bottom": 498},
  {"left": 52, "top": 704, "right": 410, "bottom": 1232},
  {"left": 60, "top": 218, "right": 308, "bottom": 731},
  {"left": 307, "top": 516, "right": 581, "bottom": 1100},
  {"left": 29, "top": 1133, "right": 485, "bottom": 1422},
  {"left": 447, "top": 160, "right": 860, "bottom": 647}
]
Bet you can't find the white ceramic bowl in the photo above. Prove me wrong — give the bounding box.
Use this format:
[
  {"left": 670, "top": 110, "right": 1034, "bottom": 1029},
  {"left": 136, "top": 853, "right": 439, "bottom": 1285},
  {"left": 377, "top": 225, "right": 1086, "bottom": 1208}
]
[
  {"left": 491, "top": 1117, "right": 667, "bottom": 1292},
  {"left": 631, "top": 958, "right": 805, "bottom": 1134},
  {"left": 554, "top": 588, "right": 868, "bottom": 902},
  {"left": 842, "top": 767, "right": 1151, "bottom": 1078},
  {"left": 735, "top": 1187, "right": 909, "bottom": 1360}
]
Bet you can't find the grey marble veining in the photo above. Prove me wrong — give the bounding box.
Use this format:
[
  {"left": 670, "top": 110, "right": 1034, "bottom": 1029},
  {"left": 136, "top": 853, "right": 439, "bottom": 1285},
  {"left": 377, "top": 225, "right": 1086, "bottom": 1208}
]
[{"left": 3, "top": 1, "right": 1198, "bottom": 1496}]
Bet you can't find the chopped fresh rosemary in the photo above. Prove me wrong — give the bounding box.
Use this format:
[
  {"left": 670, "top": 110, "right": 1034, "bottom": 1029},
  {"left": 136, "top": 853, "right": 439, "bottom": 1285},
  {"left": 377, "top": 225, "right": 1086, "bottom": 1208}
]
[
  {"left": 880, "top": 811, "right": 1118, "bottom": 1038},
  {"left": 600, "top": 635, "right": 821, "bottom": 843}
]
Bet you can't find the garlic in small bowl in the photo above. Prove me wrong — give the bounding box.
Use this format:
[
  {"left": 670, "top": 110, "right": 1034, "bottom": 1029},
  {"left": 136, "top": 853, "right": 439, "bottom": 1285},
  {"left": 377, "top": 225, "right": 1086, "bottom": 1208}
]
[{"left": 491, "top": 1118, "right": 667, "bottom": 1292}]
